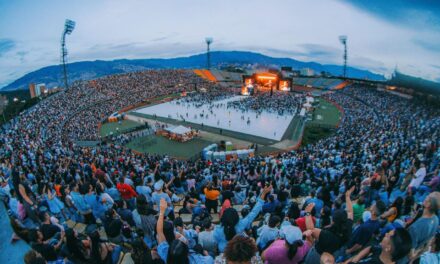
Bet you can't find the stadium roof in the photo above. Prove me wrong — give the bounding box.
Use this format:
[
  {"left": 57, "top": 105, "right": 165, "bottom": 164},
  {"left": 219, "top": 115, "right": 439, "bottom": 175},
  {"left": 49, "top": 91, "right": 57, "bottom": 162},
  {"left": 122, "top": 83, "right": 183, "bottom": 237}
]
[{"left": 387, "top": 71, "right": 440, "bottom": 96}]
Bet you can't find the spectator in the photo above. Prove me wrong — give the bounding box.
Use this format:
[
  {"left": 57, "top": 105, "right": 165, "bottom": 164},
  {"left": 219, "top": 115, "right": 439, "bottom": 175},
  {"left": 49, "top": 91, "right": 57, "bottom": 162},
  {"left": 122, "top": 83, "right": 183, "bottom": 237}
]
[
  {"left": 223, "top": 235, "right": 258, "bottom": 264},
  {"left": 262, "top": 226, "right": 313, "bottom": 264},
  {"left": 407, "top": 192, "right": 440, "bottom": 261},
  {"left": 344, "top": 228, "right": 412, "bottom": 263},
  {"left": 256, "top": 214, "right": 281, "bottom": 250}
]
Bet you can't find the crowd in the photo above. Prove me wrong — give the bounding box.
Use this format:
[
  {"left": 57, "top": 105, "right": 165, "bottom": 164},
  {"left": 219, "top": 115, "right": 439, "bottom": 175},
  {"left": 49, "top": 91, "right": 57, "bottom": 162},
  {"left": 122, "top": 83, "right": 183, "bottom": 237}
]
[
  {"left": 0, "top": 73, "right": 439, "bottom": 264},
  {"left": 227, "top": 92, "right": 304, "bottom": 116},
  {"left": 64, "top": 70, "right": 221, "bottom": 141}
]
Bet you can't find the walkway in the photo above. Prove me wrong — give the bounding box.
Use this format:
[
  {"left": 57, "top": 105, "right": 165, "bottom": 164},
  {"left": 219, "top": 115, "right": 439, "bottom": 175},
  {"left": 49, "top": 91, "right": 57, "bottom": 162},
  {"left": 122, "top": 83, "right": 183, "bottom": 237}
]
[{"left": 0, "top": 204, "right": 30, "bottom": 263}]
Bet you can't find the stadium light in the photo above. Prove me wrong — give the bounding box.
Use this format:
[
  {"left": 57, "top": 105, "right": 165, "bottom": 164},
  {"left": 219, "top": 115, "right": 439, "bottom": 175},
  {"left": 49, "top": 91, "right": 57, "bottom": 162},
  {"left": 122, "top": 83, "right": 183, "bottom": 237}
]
[
  {"left": 205, "top": 37, "right": 213, "bottom": 70},
  {"left": 61, "top": 19, "right": 76, "bottom": 89},
  {"left": 339, "top": 35, "right": 347, "bottom": 78}
]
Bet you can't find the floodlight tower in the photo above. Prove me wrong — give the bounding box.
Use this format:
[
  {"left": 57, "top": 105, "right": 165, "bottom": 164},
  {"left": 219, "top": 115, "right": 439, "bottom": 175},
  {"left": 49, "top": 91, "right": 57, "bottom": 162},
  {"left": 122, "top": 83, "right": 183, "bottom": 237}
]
[
  {"left": 61, "top": 19, "right": 76, "bottom": 89},
  {"left": 339, "top": 35, "right": 347, "bottom": 78},
  {"left": 205, "top": 37, "right": 213, "bottom": 69}
]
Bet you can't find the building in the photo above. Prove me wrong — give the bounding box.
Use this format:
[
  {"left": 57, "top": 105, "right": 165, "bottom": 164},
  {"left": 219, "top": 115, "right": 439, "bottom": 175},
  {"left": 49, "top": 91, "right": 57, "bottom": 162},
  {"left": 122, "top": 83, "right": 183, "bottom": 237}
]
[
  {"left": 300, "top": 68, "right": 315, "bottom": 77},
  {"left": 29, "top": 83, "right": 47, "bottom": 98},
  {"left": 29, "top": 83, "right": 36, "bottom": 98},
  {"left": 0, "top": 95, "right": 8, "bottom": 115},
  {"left": 35, "top": 83, "right": 46, "bottom": 97}
]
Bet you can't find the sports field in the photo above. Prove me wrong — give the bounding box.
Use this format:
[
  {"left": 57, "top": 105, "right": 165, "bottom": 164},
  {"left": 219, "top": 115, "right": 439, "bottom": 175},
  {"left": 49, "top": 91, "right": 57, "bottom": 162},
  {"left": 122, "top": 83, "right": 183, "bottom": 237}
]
[
  {"left": 308, "top": 99, "right": 341, "bottom": 127},
  {"left": 126, "top": 134, "right": 211, "bottom": 159},
  {"left": 100, "top": 120, "right": 143, "bottom": 137},
  {"left": 301, "top": 98, "right": 341, "bottom": 146}
]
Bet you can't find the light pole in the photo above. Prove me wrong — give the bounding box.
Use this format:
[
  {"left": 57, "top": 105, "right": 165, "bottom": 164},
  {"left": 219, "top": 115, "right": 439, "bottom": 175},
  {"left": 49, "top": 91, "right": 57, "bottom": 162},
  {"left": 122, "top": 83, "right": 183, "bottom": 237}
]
[
  {"left": 205, "top": 37, "right": 213, "bottom": 69},
  {"left": 61, "top": 19, "right": 76, "bottom": 89},
  {"left": 339, "top": 35, "right": 348, "bottom": 78}
]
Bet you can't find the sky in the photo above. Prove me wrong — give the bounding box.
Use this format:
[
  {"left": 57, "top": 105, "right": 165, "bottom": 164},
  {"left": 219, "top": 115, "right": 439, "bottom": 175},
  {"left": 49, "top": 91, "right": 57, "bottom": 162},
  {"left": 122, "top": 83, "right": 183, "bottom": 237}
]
[{"left": 0, "top": 0, "right": 439, "bottom": 88}]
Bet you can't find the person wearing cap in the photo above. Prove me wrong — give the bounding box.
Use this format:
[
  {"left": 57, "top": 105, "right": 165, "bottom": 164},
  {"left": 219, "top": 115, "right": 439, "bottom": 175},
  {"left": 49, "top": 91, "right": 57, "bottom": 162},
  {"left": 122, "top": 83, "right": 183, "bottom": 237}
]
[
  {"left": 262, "top": 225, "right": 314, "bottom": 264},
  {"left": 152, "top": 180, "right": 172, "bottom": 215}
]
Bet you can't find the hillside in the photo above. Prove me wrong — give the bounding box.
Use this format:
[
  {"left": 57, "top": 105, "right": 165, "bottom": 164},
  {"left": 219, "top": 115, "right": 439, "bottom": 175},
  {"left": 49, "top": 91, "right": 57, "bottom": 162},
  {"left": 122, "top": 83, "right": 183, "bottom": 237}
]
[{"left": 1, "top": 51, "right": 385, "bottom": 91}]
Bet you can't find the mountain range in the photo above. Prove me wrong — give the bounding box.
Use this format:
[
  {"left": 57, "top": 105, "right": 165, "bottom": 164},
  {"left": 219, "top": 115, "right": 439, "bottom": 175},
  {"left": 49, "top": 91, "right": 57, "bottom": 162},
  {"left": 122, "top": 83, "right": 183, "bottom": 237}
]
[{"left": 1, "top": 51, "right": 386, "bottom": 91}]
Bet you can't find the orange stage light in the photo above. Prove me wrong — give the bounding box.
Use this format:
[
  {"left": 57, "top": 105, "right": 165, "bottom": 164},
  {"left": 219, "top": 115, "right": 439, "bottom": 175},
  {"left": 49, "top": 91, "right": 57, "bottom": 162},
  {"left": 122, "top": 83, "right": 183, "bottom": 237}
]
[{"left": 256, "top": 75, "right": 277, "bottom": 80}]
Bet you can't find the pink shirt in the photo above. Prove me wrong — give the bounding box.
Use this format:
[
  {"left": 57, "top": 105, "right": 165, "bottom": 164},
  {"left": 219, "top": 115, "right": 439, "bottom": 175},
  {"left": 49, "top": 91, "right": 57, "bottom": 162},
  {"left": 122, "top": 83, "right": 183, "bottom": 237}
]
[{"left": 263, "top": 239, "right": 311, "bottom": 264}]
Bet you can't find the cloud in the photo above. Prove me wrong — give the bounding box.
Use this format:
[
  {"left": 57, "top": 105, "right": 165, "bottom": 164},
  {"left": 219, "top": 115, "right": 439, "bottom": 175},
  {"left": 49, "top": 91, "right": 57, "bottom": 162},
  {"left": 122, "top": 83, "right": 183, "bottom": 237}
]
[
  {"left": 0, "top": 39, "right": 15, "bottom": 57},
  {"left": 413, "top": 39, "right": 440, "bottom": 52},
  {"left": 71, "top": 41, "right": 203, "bottom": 62},
  {"left": 340, "top": 0, "right": 440, "bottom": 29},
  {"left": 151, "top": 37, "right": 168, "bottom": 42},
  {"left": 261, "top": 44, "right": 341, "bottom": 63}
]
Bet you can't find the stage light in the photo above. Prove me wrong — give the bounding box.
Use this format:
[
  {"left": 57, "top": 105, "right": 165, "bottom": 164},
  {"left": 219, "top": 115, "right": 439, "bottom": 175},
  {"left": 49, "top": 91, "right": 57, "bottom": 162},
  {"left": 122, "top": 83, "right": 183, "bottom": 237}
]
[
  {"left": 64, "top": 19, "right": 76, "bottom": 35},
  {"left": 257, "top": 75, "right": 277, "bottom": 80}
]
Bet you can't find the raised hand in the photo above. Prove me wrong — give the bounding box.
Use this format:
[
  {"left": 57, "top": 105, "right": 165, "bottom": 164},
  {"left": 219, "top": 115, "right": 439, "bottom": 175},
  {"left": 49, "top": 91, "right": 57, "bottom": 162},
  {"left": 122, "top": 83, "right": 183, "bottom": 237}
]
[
  {"left": 305, "top": 202, "right": 315, "bottom": 213},
  {"left": 159, "top": 198, "right": 167, "bottom": 213}
]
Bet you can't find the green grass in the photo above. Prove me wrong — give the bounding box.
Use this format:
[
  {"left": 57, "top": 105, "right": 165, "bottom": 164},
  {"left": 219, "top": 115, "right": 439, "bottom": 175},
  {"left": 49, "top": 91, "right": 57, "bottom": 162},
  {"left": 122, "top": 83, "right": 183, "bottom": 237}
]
[
  {"left": 308, "top": 99, "right": 341, "bottom": 127},
  {"left": 301, "top": 126, "right": 335, "bottom": 146},
  {"left": 100, "top": 120, "right": 143, "bottom": 137},
  {"left": 301, "top": 98, "right": 341, "bottom": 146},
  {"left": 125, "top": 134, "right": 212, "bottom": 159}
]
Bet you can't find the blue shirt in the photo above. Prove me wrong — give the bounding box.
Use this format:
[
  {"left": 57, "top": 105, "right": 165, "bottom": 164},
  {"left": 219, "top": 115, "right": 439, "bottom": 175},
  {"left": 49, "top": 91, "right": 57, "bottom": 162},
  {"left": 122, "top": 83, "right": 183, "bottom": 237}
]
[
  {"left": 256, "top": 225, "right": 279, "bottom": 249},
  {"left": 408, "top": 216, "right": 439, "bottom": 249},
  {"left": 262, "top": 200, "right": 281, "bottom": 214},
  {"left": 84, "top": 193, "right": 106, "bottom": 220},
  {"left": 213, "top": 198, "right": 264, "bottom": 252},
  {"left": 348, "top": 219, "right": 381, "bottom": 247},
  {"left": 157, "top": 241, "right": 214, "bottom": 264},
  {"left": 152, "top": 191, "right": 172, "bottom": 215},
  {"left": 70, "top": 191, "right": 90, "bottom": 214},
  {"left": 304, "top": 197, "right": 324, "bottom": 217},
  {"left": 105, "top": 187, "right": 121, "bottom": 202}
]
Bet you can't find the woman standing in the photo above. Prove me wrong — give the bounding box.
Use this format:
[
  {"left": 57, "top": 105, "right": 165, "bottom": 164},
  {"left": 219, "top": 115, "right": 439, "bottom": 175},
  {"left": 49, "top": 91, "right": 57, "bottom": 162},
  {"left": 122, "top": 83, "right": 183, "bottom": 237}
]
[
  {"left": 12, "top": 169, "right": 38, "bottom": 223},
  {"left": 204, "top": 182, "right": 220, "bottom": 214}
]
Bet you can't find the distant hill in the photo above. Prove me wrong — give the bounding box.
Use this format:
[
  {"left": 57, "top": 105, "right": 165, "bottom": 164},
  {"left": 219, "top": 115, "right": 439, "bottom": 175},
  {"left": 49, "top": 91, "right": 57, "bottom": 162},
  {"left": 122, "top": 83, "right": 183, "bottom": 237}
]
[{"left": 1, "top": 51, "right": 385, "bottom": 91}]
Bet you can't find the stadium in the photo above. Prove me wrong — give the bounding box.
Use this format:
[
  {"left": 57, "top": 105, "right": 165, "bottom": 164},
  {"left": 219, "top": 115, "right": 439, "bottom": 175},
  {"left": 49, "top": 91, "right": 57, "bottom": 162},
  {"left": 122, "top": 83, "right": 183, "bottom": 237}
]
[{"left": 1, "top": 2, "right": 440, "bottom": 264}]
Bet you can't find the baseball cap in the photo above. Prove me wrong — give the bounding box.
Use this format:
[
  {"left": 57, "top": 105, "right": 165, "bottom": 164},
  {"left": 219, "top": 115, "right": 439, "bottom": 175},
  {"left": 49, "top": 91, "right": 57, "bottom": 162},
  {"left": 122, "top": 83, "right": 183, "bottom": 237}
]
[
  {"left": 280, "top": 225, "right": 302, "bottom": 244},
  {"left": 154, "top": 180, "right": 164, "bottom": 191}
]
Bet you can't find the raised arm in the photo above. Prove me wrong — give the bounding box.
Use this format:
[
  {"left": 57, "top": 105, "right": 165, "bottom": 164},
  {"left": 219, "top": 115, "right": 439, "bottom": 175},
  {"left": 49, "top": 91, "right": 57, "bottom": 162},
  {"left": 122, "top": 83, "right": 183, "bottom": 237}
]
[
  {"left": 18, "top": 184, "right": 34, "bottom": 205},
  {"left": 343, "top": 246, "right": 371, "bottom": 263},
  {"left": 304, "top": 203, "right": 315, "bottom": 230},
  {"left": 345, "top": 186, "right": 355, "bottom": 221},
  {"left": 239, "top": 186, "right": 272, "bottom": 231},
  {"left": 165, "top": 176, "right": 175, "bottom": 189},
  {"left": 380, "top": 207, "right": 396, "bottom": 219},
  {"left": 156, "top": 198, "right": 167, "bottom": 244}
]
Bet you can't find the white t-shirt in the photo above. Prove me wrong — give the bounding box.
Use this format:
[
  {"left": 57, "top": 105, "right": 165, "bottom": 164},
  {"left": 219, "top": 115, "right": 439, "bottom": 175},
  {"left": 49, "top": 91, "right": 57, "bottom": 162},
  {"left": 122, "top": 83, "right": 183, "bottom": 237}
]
[{"left": 409, "top": 167, "right": 427, "bottom": 188}]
